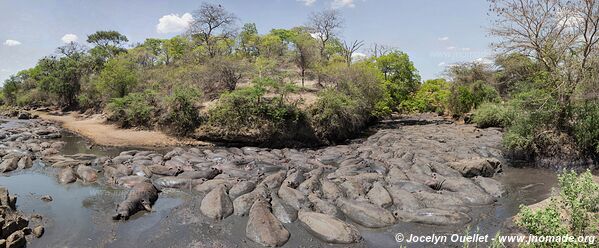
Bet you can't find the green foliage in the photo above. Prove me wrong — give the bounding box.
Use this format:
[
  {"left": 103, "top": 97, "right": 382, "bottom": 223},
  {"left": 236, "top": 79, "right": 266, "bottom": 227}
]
[
  {"left": 517, "top": 170, "right": 599, "bottom": 248},
  {"left": 160, "top": 86, "right": 202, "bottom": 136},
  {"left": 400, "top": 78, "right": 450, "bottom": 114},
  {"left": 309, "top": 89, "right": 363, "bottom": 142},
  {"left": 449, "top": 80, "right": 500, "bottom": 116},
  {"left": 573, "top": 102, "right": 599, "bottom": 154},
  {"left": 106, "top": 90, "right": 157, "bottom": 128},
  {"left": 472, "top": 102, "right": 513, "bottom": 128},
  {"left": 208, "top": 79, "right": 303, "bottom": 133},
  {"left": 375, "top": 51, "right": 421, "bottom": 108},
  {"left": 95, "top": 56, "right": 138, "bottom": 99}
]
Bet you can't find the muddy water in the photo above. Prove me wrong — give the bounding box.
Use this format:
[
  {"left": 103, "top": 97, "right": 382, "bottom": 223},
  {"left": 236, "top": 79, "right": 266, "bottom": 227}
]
[{"left": 0, "top": 127, "right": 559, "bottom": 248}]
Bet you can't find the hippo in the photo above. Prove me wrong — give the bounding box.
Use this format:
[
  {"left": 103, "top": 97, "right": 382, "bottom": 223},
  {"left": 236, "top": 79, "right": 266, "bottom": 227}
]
[
  {"left": 148, "top": 165, "right": 182, "bottom": 176},
  {"left": 393, "top": 208, "right": 471, "bottom": 225},
  {"left": 282, "top": 169, "right": 305, "bottom": 188},
  {"left": 76, "top": 165, "right": 98, "bottom": 183},
  {"left": 229, "top": 179, "right": 256, "bottom": 199},
  {"left": 58, "top": 167, "right": 76, "bottom": 184},
  {"left": 132, "top": 164, "right": 152, "bottom": 178},
  {"left": 367, "top": 182, "right": 393, "bottom": 208},
  {"left": 0, "top": 157, "right": 19, "bottom": 173},
  {"left": 117, "top": 176, "right": 151, "bottom": 189},
  {"left": 320, "top": 179, "right": 343, "bottom": 200},
  {"left": 337, "top": 198, "right": 396, "bottom": 228},
  {"left": 246, "top": 198, "right": 290, "bottom": 247},
  {"left": 307, "top": 193, "right": 343, "bottom": 219},
  {"left": 152, "top": 177, "right": 206, "bottom": 189},
  {"left": 298, "top": 210, "right": 361, "bottom": 244},
  {"left": 270, "top": 192, "right": 298, "bottom": 223},
  {"left": 178, "top": 168, "right": 221, "bottom": 180},
  {"left": 278, "top": 182, "right": 308, "bottom": 210},
  {"left": 113, "top": 182, "right": 158, "bottom": 220},
  {"left": 200, "top": 185, "right": 233, "bottom": 220}
]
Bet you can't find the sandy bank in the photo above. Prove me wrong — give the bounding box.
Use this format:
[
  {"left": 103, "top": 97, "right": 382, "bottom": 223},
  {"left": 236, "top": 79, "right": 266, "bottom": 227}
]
[{"left": 33, "top": 111, "right": 211, "bottom": 148}]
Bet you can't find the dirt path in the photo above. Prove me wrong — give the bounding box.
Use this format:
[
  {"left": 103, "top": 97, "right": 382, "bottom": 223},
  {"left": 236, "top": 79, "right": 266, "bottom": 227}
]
[{"left": 33, "top": 111, "right": 211, "bottom": 148}]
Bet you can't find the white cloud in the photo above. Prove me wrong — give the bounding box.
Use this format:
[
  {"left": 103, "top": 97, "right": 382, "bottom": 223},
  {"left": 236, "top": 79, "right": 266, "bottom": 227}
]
[
  {"left": 4, "top": 40, "right": 21, "bottom": 46},
  {"left": 446, "top": 46, "right": 456, "bottom": 50},
  {"left": 351, "top": 52, "right": 367, "bottom": 62},
  {"left": 461, "top": 47, "right": 471, "bottom": 51},
  {"left": 61, "top": 34, "right": 78, "bottom": 43},
  {"left": 438, "top": 62, "right": 446, "bottom": 67},
  {"left": 156, "top": 13, "right": 194, "bottom": 34},
  {"left": 298, "top": 0, "right": 317, "bottom": 6},
  {"left": 438, "top": 36, "right": 449, "bottom": 41},
  {"left": 332, "top": 0, "right": 355, "bottom": 8}
]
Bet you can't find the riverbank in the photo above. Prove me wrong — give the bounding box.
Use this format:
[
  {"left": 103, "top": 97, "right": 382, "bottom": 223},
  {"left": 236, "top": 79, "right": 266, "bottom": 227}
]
[{"left": 32, "top": 111, "right": 212, "bottom": 148}]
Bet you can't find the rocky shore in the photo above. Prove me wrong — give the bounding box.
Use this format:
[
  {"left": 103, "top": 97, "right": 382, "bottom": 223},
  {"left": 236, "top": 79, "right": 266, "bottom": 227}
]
[{"left": 0, "top": 112, "right": 511, "bottom": 247}]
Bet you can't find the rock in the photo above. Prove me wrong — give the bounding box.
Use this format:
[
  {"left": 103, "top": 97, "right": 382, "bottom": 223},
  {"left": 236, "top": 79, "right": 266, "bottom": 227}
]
[
  {"left": 32, "top": 226, "right": 44, "bottom": 238},
  {"left": 0, "top": 187, "right": 17, "bottom": 210},
  {"left": 1, "top": 216, "right": 28, "bottom": 239},
  {"left": 200, "top": 185, "right": 233, "bottom": 220},
  {"left": 446, "top": 158, "right": 501, "bottom": 177},
  {"left": 367, "top": 182, "right": 392, "bottom": 208},
  {"left": 298, "top": 210, "right": 361, "bottom": 244},
  {"left": 58, "top": 167, "right": 76, "bottom": 184},
  {"left": 40, "top": 195, "right": 53, "bottom": 202},
  {"left": 246, "top": 198, "right": 290, "bottom": 247},
  {"left": 337, "top": 198, "right": 396, "bottom": 228}
]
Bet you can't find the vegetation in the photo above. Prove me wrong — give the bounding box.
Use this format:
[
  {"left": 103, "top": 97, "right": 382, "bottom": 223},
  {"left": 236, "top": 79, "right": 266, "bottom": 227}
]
[
  {"left": 516, "top": 170, "right": 599, "bottom": 248},
  {"left": 1, "top": 1, "right": 597, "bottom": 160}
]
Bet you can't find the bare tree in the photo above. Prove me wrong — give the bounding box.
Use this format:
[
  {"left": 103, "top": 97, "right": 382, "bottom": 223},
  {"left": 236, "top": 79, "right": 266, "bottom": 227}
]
[
  {"left": 489, "top": 0, "right": 599, "bottom": 126},
  {"left": 370, "top": 43, "right": 394, "bottom": 57},
  {"left": 188, "top": 3, "right": 238, "bottom": 58},
  {"left": 341, "top": 40, "right": 365, "bottom": 66},
  {"left": 308, "top": 9, "right": 343, "bottom": 61}
]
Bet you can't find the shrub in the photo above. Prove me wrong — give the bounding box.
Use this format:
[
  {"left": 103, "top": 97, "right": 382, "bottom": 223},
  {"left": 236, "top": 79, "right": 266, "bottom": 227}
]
[
  {"left": 449, "top": 80, "right": 500, "bottom": 116},
  {"left": 573, "top": 102, "right": 599, "bottom": 154},
  {"left": 160, "top": 86, "right": 202, "bottom": 136},
  {"left": 309, "top": 89, "right": 365, "bottom": 142},
  {"left": 106, "top": 90, "right": 158, "bottom": 128},
  {"left": 401, "top": 78, "right": 450, "bottom": 114},
  {"left": 517, "top": 170, "right": 599, "bottom": 247},
  {"left": 472, "top": 102, "right": 513, "bottom": 128},
  {"left": 207, "top": 81, "right": 304, "bottom": 134}
]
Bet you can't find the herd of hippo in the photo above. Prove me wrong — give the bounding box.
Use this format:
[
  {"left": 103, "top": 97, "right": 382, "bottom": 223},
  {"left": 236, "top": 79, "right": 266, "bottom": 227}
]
[{"left": 0, "top": 114, "right": 510, "bottom": 247}]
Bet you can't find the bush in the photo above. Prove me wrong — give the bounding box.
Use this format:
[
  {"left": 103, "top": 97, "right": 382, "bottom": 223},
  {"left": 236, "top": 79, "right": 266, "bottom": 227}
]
[
  {"left": 400, "top": 78, "right": 450, "bottom": 114},
  {"left": 309, "top": 89, "right": 365, "bottom": 142},
  {"left": 472, "top": 102, "right": 513, "bottom": 128},
  {"left": 160, "top": 86, "right": 202, "bottom": 136},
  {"left": 449, "top": 80, "right": 500, "bottom": 116},
  {"left": 207, "top": 81, "right": 304, "bottom": 134},
  {"left": 106, "top": 90, "right": 158, "bottom": 128},
  {"left": 517, "top": 170, "right": 599, "bottom": 247},
  {"left": 573, "top": 102, "right": 599, "bottom": 154}
]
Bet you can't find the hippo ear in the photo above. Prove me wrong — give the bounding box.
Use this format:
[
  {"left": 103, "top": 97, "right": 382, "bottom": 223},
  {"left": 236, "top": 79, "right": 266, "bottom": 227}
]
[{"left": 112, "top": 213, "right": 121, "bottom": 220}]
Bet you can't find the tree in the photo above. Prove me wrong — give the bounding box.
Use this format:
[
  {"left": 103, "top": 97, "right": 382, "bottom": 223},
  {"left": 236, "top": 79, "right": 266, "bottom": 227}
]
[
  {"left": 489, "top": 0, "right": 599, "bottom": 127},
  {"left": 188, "top": 3, "right": 237, "bottom": 58},
  {"left": 163, "top": 36, "right": 189, "bottom": 64},
  {"left": 308, "top": 9, "right": 343, "bottom": 61},
  {"left": 375, "top": 51, "right": 421, "bottom": 106},
  {"left": 290, "top": 28, "right": 319, "bottom": 87},
  {"left": 87, "top": 30, "right": 129, "bottom": 64},
  {"left": 341, "top": 40, "right": 364, "bottom": 67},
  {"left": 238, "top": 23, "right": 260, "bottom": 60},
  {"left": 95, "top": 57, "right": 138, "bottom": 99},
  {"left": 2, "top": 75, "right": 20, "bottom": 105}
]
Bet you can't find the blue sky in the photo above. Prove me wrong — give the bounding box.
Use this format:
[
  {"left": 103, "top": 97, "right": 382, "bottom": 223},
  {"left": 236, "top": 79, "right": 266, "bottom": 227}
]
[{"left": 0, "top": 0, "right": 495, "bottom": 83}]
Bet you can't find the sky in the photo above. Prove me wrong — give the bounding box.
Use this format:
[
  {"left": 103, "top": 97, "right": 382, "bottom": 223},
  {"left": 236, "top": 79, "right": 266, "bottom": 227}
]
[{"left": 0, "top": 0, "right": 496, "bottom": 83}]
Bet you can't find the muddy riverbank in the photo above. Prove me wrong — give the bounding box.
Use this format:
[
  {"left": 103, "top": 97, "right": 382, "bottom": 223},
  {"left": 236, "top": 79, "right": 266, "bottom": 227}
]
[{"left": 0, "top": 116, "right": 561, "bottom": 248}]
